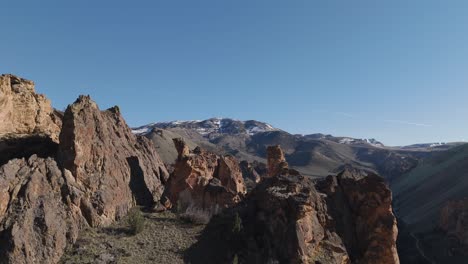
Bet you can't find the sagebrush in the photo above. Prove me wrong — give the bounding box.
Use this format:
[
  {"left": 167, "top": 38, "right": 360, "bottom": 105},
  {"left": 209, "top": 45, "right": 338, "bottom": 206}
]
[{"left": 127, "top": 207, "right": 145, "bottom": 235}]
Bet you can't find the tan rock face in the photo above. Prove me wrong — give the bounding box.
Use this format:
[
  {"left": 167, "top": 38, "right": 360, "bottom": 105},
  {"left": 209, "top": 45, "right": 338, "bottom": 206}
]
[
  {"left": 0, "top": 74, "right": 61, "bottom": 142},
  {"left": 440, "top": 198, "right": 468, "bottom": 250},
  {"left": 163, "top": 138, "right": 246, "bottom": 212},
  {"left": 188, "top": 147, "right": 399, "bottom": 264},
  {"left": 267, "top": 145, "right": 289, "bottom": 177},
  {"left": 58, "top": 95, "right": 169, "bottom": 226}
]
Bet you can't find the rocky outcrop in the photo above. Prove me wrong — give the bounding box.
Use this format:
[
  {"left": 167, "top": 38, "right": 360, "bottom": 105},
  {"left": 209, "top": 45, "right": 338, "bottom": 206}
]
[
  {"left": 186, "top": 147, "right": 399, "bottom": 264},
  {"left": 439, "top": 198, "right": 468, "bottom": 252},
  {"left": 239, "top": 160, "right": 261, "bottom": 183},
  {"left": 58, "top": 95, "right": 169, "bottom": 226},
  {"left": 163, "top": 138, "right": 246, "bottom": 213},
  {"left": 267, "top": 145, "right": 289, "bottom": 177},
  {"left": 0, "top": 156, "right": 82, "bottom": 264},
  {"left": 0, "top": 88, "right": 169, "bottom": 263},
  {"left": 239, "top": 160, "right": 261, "bottom": 190},
  {"left": 317, "top": 168, "right": 399, "bottom": 264},
  {"left": 0, "top": 74, "right": 61, "bottom": 142}
]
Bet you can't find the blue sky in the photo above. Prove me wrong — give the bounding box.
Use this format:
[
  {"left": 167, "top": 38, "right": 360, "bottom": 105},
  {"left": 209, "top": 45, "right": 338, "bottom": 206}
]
[{"left": 2, "top": 1, "right": 468, "bottom": 146}]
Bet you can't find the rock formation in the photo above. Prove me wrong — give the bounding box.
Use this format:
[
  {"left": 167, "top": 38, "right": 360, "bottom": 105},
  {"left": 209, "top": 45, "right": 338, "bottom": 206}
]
[
  {"left": 0, "top": 74, "right": 61, "bottom": 142},
  {"left": 58, "top": 95, "right": 169, "bottom": 226},
  {"left": 0, "top": 77, "right": 169, "bottom": 263},
  {"left": 186, "top": 146, "right": 399, "bottom": 264},
  {"left": 0, "top": 156, "right": 82, "bottom": 264},
  {"left": 266, "top": 145, "right": 288, "bottom": 177},
  {"left": 163, "top": 138, "right": 246, "bottom": 213},
  {"left": 239, "top": 160, "right": 261, "bottom": 183},
  {"left": 239, "top": 160, "right": 261, "bottom": 190},
  {"left": 316, "top": 167, "right": 399, "bottom": 264}
]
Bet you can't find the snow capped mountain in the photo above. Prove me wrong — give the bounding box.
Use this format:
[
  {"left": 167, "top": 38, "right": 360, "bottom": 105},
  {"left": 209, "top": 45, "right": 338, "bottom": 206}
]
[
  {"left": 133, "top": 118, "right": 387, "bottom": 148},
  {"left": 364, "top": 138, "right": 385, "bottom": 147},
  {"left": 132, "top": 118, "right": 280, "bottom": 136},
  {"left": 337, "top": 137, "right": 385, "bottom": 147}
]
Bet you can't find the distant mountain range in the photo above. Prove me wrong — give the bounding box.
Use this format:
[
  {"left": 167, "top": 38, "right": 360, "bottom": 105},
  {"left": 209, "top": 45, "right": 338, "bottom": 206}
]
[
  {"left": 133, "top": 118, "right": 464, "bottom": 179},
  {"left": 133, "top": 118, "right": 385, "bottom": 147}
]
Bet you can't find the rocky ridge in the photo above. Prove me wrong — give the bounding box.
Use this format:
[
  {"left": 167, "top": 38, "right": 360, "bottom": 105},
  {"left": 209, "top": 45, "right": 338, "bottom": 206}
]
[{"left": 0, "top": 76, "right": 168, "bottom": 264}]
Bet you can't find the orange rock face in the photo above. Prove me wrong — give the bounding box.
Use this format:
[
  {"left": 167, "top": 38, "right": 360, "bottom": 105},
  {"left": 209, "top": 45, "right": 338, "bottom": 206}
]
[{"left": 163, "top": 139, "right": 246, "bottom": 213}]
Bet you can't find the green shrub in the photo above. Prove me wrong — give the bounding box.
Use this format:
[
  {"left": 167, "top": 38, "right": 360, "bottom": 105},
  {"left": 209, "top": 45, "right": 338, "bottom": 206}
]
[
  {"left": 176, "top": 200, "right": 183, "bottom": 215},
  {"left": 127, "top": 207, "right": 145, "bottom": 235},
  {"left": 232, "top": 213, "right": 242, "bottom": 234}
]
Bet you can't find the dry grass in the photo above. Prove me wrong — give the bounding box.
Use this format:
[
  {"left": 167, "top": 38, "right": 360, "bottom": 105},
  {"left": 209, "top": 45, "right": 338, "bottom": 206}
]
[
  {"left": 60, "top": 210, "right": 205, "bottom": 264},
  {"left": 179, "top": 205, "right": 213, "bottom": 225}
]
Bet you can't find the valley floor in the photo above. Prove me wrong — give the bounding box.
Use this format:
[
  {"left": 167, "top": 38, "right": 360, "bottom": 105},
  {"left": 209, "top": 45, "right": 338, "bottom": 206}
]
[{"left": 60, "top": 210, "right": 205, "bottom": 264}]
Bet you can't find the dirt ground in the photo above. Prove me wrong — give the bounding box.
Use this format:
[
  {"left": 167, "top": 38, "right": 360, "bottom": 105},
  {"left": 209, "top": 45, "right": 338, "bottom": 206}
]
[{"left": 60, "top": 210, "right": 205, "bottom": 264}]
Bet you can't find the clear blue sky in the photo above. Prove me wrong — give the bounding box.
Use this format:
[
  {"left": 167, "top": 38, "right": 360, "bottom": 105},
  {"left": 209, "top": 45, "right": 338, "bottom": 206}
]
[{"left": 2, "top": 1, "right": 468, "bottom": 146}]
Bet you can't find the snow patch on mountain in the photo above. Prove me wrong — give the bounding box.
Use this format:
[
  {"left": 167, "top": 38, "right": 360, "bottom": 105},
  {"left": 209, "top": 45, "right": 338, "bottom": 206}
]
[
  {"left": 338, "top": 137, "right": 384, "bottom": 147},
  {"left": 132, "top": 118, "right": 280, "bottom": 136}
]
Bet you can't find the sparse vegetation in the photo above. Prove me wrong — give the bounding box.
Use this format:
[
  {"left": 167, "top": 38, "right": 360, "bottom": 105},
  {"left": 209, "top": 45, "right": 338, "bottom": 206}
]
[
  {"left": 232, "top": 212, "right": 242, "bottom": 234},
  {"left": 127, "top": 207, "right": 145, "bottom": 235},
  {"left": 60, "top": 211, "right": 205, "bottom": 264},
  {"left": 180, "top": 205, "right": 212, "bottom": 225},
  {"left": 176, "top": 199, "right": 183, "bottom": 215}
]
